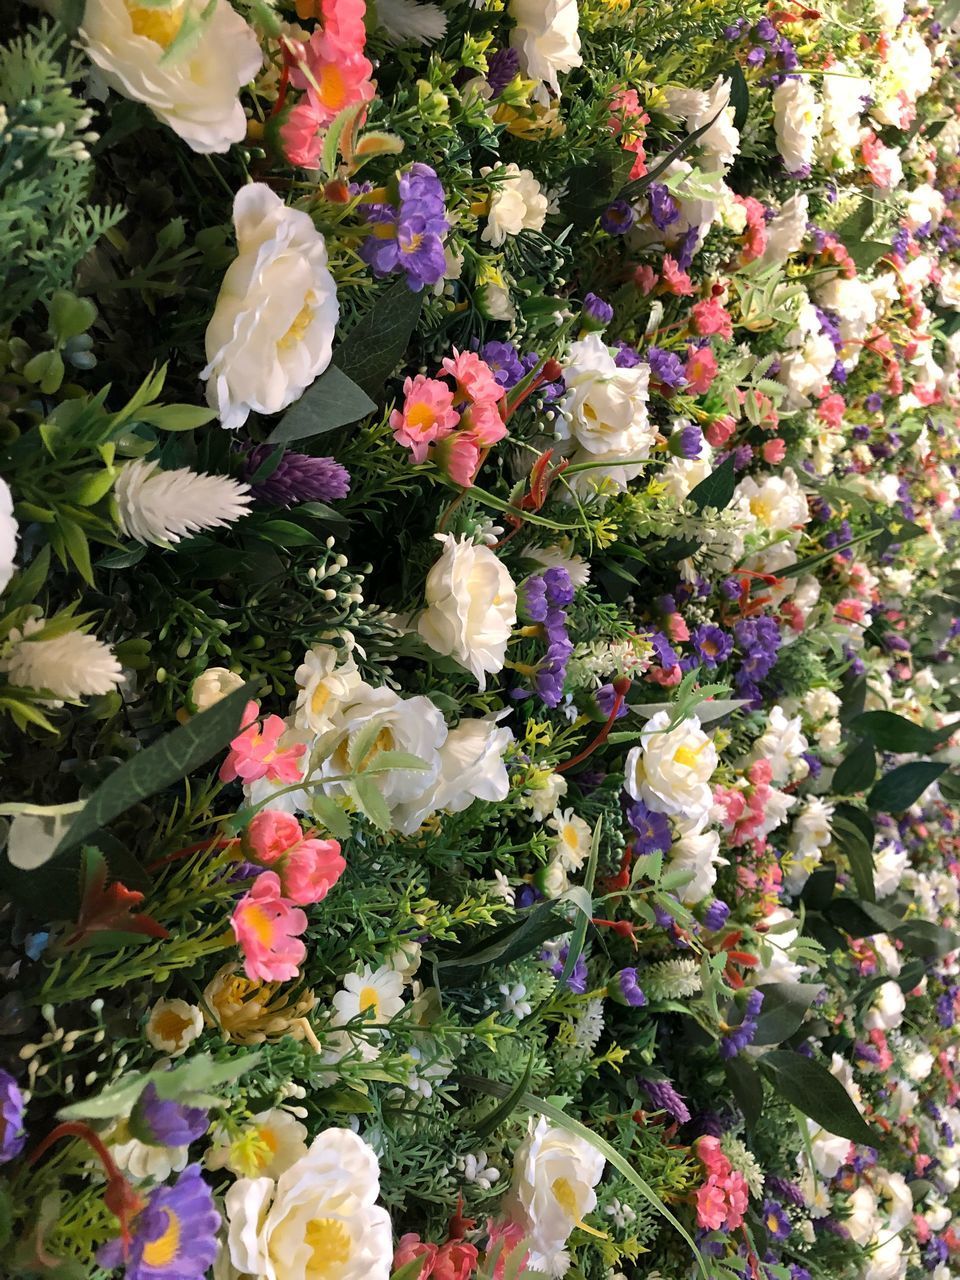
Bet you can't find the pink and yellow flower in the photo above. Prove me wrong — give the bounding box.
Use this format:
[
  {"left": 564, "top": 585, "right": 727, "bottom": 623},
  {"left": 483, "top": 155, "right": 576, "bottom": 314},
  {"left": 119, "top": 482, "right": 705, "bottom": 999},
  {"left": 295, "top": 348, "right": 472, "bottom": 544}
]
[
  {"left": 231, "top": 871, "right": 307, "bottom": 982},
  {"left": 243, "top": 810, "right": 346, "bottom": 906},
  {"left": 391, "top": 375, "right": 460, "bottom": 462},
  {"left": 219, "top": 702, "right": 306, "bottom": 786},
  {"left": 441, "top": 350, "right": 505, "bottom": 406}
]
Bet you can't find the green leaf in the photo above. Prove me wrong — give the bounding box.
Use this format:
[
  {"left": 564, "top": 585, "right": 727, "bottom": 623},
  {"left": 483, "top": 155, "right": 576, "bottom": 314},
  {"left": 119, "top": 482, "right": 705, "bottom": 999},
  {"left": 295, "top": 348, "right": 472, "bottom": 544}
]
[
  {"left": 560, "top": 818, "right": 601, "bottom": 987},
  {"left": 52, "top": 683, "right": 258, "bottom": 859},
  {"left": 56, "top": 515, "right": 94, "bottom": 586},
  {"left": 437, "top": 900, "right": 571, "bottom": 981},
  {"left": 48, "top": 291, "right": 97, "bottom": 342},
  {"left": 833, "top": 739, "right": 876, "bottom": 794},
  {"left": 832, "top": 813, "right": 875, "bottom": 902},
  {"left": 330, "top": 277, "right": 423, "bottom": 398},
  {"left": 321, "top": 100, "right": 367, "bottom": 177},
  {"left": 892, "top": 919, "right": 960, "bottom": 958},
  {"left": 353, "top": 776, "right": 392, "bottom": 830},
  {"left": 364, "top": 750, "right": 431, "bottom": 772},
  {"left": 348, "top": 718, "right": 386, "bottom": 771},
  {"left": 266, "top": 365, "right": 376, "bottom": 444},
  {"left": 137, "top": 404, "right": 218, "bottom": 431},
  {"left": 688, "top": 455, "right": 736, "bottom": 513},
  {"left": 58, "top": 1050, "right": 262, "bottom": 1121},
  {"left": 310, "top": 793, "right": 352, "bottom": 840},
  {"left": 723, "top": 62, "right": 750, "bottom": 131},
  {"left": 471, "top": 1047, "right": 536, "bottom": 1140},
  {"left": 752, "top": 983, "right": 824, "bottom": 1046},
  {"left": 846, "top": 240, "right": 891, "bottom": 270},
  {"left": 758, "top": 1051, "right": 877, "bottom": 1147},
  {"left": 849, "top": 711, "right": 959, "bottom": 754},
  {"left": 622, "top": 108, "right": 724, "bottom": 200},
  {"left": 824, "top": 896, "right": 902, "bottom": 938},
  {"left": 867, "top": 761, "right": 947, "bottom": 812},
  {"left": 800, "top": 864, "right": 836, "bottom": 910},
  {"left": 724, "top": 1056, "right": 763, "bottom": 1133},
  {"left": 561, "top": 149, "right": 637, "bottom": 228}
]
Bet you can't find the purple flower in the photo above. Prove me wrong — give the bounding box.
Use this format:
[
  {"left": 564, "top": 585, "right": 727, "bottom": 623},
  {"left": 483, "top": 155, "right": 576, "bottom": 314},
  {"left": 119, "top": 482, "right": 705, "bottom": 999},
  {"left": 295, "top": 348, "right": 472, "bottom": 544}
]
[
  {"left": 479, "top": 340, "right": 525, "bottom": 389},
  {"left": 614, "top": 342, "right": 642, "bottom": 368},
  {"left": 583, "top": 292, "right": 614, "bottom": 328},
  {"left": 755, "top": 16, "right": 777, "bottom": 40},
  {"left": 676, "top": 226, "right": 700, "bottom": 271},
  {"left": 703, "top": 899, "right": 730, "bottom": 931},
  {"left": 522, "top": 569, "right": 574, "bottom": 707},
  {"left": 640, "top": 1077, "right": 691, "bottom": 1124},
  {"left": 650, "top": 630, "right": 678, "bottom": 668},
  {"left": 98, "top": 1164, "right": 220, "bottom": 1280},
  {"left": 543, "top": 944, "right": 588, "bottom": 993},
  {"left": 625, "top": 798, "right": 672, "bottom": 855},
  {"left": 130, "top": 1084, "right": 209, "bottom": 1148},
  {"left": 359, "top": 163, "right": 449, "bottom": 291},
  {"left": 762, "top": 1199, "right": 791, "bottom": 1241},
  {"left": 648, "top": 183, "right": 680, "bottom": 232},
  {"left": 0, "top": 1071, "right": 25, "bottom": 1163},
  {"left": 242, "top": 444, "right": 350, "bottom": 506},
  {"left": 601, "top": 199, "right": 635, "bottom": 235},
  {"left": 692, "top": 624, "right": 733, "bottom": 668},
  {"left": 720, "top": 989, "right": 764, "bottom": 1058},
  {"left": 596, "top": 682, "right": 629, "bottom": 719},
  {"left": 486, "top": 47, "right": 520, "bottom": 95},
  {"left": 720, "top": 577, "right": 741, "bottom": 601},
  {"left": 612, "top": 968, "right": 648, "bottom": 1007}
]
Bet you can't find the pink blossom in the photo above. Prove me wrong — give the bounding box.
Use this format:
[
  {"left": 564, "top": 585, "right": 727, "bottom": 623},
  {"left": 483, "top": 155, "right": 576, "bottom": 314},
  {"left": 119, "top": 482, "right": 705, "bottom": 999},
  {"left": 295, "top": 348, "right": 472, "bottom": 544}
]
[
  {"left": 817, "top": 393, "right": 846, "bottom": 428},
  {"left": 484, "top": 1221, "right": 527, "bottom": 1280},
  {"left": 393, "top": 1234, "right": 439, "bottom": 1280},
  {"left": 462, "top": 400, "right": 508, "bottom": 447},
  {"left": 231, "top": 871, "right": 307, "bottom": 982},
  {"left": 695, "top": 1135, "right": 731, "bottom": 1179},
  {"left": 436, "top": 431, "right": 482, "bottom": 487},
  {"left": 748, "top": 759, "right": 773, "bottom": 786},
  {"left": 634, "top": 264, "right": 658, "bottom": 294},
  {"left": 280, "top": 97, "right": 326, "bottom": 168},
  {"left": 685, "top": 346, "right": 718, "bottom": 394},
  {"left": 244, "top": 810, "right": 347, "bottom": 906},
  {"left": 220, "top": 702, "right": 306, "bottom": 786},
  {"left": 608, "top": 89, "right": 649, "bottom": 179},
  {"left": 691, "top": 298, "right": 733, "bottom": 341},
  {"left": 762, "top": 437, "right": 786, "bottom": 464},
  {"left": 665, "top": 612, "right": 689, "bottom": 643},
  {"left": 647, "top": 663, "right": 683, "bottom": 687},
  {"left": 434, "top": 1242, "right": 479, "bottom": 1280},
  {"left": 695, "top": 1176, "right": 728, "bottom": 1230},
  {"left": 391, "top": 375, "right": 460, "bottom": 462},
  {"left": 287, "top": 29, "right": 375, "bottom": 127},
  {"left": 721, "top": 1171, "right": 749, "bottom": 1228},
  {"left": 704, "top": 415, "right": 736, "bottom": 447},
  {"left": 661, "top": 255, "right": 694, "bottom": 296},
  {"left": 321, "top": 0, "right": 367, "bottom": 49},
  {"left": 737, "top": 195, "right": 767, "bottom": 262},
  {"left": 441, "top": 350, "right": 505, "bottom": 406}
]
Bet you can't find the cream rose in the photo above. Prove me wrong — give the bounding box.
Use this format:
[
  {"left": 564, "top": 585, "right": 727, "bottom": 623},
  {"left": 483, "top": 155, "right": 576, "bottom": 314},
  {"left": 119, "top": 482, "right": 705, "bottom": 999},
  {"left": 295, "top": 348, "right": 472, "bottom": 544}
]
[
  {"left": 203, "top": 183, "right": 340, "bottom": 431},
  {"left": 0, "top": 476, "right": 18, "bottom": 595},
  {"left": 80, "top": 0, "right": 261, "bottom": 154},
  {"left": 189, "top": 666, "right": 245, "bottom": 713},
  {"left": 482, "top": 164, "right": 549, "bottom": 247},
  {"left": 624, "top": 711, "right": 718, "bottom": 825},
  {"left": 505, "top": 1117, "right": 605, "bottom": 1274},
  {"left": 772, "top": 78, "right": 821, "bottom": 174},
  {"left": 225, "top": 1128, "right": 392, "bottom": 1280},
  {"left": 560, "top": 334, "right": 652, "bottom": 456},
  {"left": 418, "top": 534, "right": 517, "bottom": 688},
  {"left": 509, "top": 0, "right": 582, "bottom": 98}
]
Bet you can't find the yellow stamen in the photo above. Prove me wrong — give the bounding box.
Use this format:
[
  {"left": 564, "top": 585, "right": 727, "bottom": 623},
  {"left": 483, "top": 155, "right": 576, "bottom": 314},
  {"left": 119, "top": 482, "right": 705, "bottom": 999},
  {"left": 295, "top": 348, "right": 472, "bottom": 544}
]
[
  {"left": 126, "top": 1, "right": 184, "bottom": 47},
  {"left": 142, "top": 1209, "right": 181, "bottom": 1268}
]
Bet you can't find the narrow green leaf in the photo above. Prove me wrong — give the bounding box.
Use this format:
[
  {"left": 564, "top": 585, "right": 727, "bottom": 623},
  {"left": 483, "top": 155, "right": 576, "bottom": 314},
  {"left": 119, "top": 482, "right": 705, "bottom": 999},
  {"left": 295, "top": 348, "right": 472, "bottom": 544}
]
[
  {"left": 867, "top": 761, "right": 947, "bottom": 812},
  {"left": 758, "top": 1051, "right": 877, "bottom": 1147},
  {"left": 752, "top": 983, "right": 824, "bottom": 1046},
  {"left": 353, "top": 775, "right": 392, "bottom": 830},
  {"left": 471, "top": 1048, "right": 536, "bottom": 1140},
  {"left": 560, "top": 818, "right": 601, "bottom": 986},
  {"left": 724, "top": 1056, "right": 763, "bottom": 1132}
]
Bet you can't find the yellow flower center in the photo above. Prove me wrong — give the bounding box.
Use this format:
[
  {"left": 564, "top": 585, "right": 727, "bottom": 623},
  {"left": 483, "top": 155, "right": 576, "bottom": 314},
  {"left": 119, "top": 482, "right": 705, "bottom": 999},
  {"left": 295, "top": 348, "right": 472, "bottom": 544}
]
[
  {"left": 142, "top": 1209, "right": 181, "bottom": 1269},
  {"left": 552, "top": 1176, "right": 578, "bottom": 1218},
  {"left": 315, "top": 64, "right": 348, "bottom": 113},
  {"left": 244, "top": 904, "right": 277, "bottom": 947},
  {"left": 562, "top": 823, "right": 579, "bottom": 847},
  {"left": 673, "top": 739, "right": 708, "bottom": 769},
  {"left": 305, "top": 1218, "right": 352, "bottom": 1277},
  {"left": 151, "top": 1008, "right": 192, "bottom": 1044},
  {"left": 229, "top": 1127, "right": 277, "bottom": 1177},
  {"left": 358, "top": 986, "right": 381, "bottom": 1016},
  {"left": 279, "top": 297, "right": 315, "bottom": 351},
  {"left": 406, "top": 401, "right": 439, "bottom": 431},
  {"left": 125, "top": 2, "right": 185, "bottom": 47},
  {"left": 310, "top": 682, "right": 332, "bottom": 716}
]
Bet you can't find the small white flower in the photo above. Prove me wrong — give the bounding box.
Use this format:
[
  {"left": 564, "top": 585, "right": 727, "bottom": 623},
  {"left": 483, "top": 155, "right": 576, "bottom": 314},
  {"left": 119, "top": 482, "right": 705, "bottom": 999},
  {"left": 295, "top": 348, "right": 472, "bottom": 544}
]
[
  {"left": 331, "top": 964, "right": 405, "bottom": 1061},
  {"left": 499, "top": 982, "right": 532, "bottom": 1020},
  {"left": 188, "top": 667, "right": 246, "bottom": 713},
  {"left": 145, "top": 998, "right": 203, "bottom": 1057},
  {"left": 491, "top": 870, "right": 517, "bottom": 905},
  {"left": 292, "top": 644, "right": 362, "bottom": 736},
  {"left": 207, "top": 1108, "right": 308, "bottom": 1180},
  {"left": 458, "top": 1151, "right": 501, "bottom": 1190},
  {"left": 482, "top": 164, "right": 549, "bottom": 247},
  {"left": 521, "top": 769, "right": 567, "bottom": 820},
  {"left": 547, "top": 808, "right": 592, "bottom": 872},
  {"left": 624, "top": 711, "right": 718, "bottom": 826},
  {"left": 1, "top": 619, "right": 121, "bottom": 701},
  {"left": 116, "top": 458, "right": 251, "bottom": 546},
  {"left": 604, "top": 1198, "right": 637, "bottom": 1230}
]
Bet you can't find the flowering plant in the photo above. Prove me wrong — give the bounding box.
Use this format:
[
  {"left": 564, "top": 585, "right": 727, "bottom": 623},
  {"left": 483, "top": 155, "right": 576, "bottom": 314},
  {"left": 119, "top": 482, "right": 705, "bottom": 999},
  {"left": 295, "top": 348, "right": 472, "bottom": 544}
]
[{"left": 0, "top": 1, "right": 959, "bottom": 1279}]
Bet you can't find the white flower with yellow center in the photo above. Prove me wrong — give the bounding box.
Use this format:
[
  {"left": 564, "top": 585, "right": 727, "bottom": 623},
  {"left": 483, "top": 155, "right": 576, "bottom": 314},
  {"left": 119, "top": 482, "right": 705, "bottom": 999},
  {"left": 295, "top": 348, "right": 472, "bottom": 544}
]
[
  {"left": 734, "top": 468, "right": 808, "bottom": 536},
  {"left": 330, "top": 964, "right": 405, "bottom": 1061},
  {"left": 207, "top": 1108, "right": 308, "bottom": 1180},
  {"left": 80, "top": 0, "right": 261, "bottom": 154},
  {"left": 482, "top": 163, "right": 549, "bottom": 247},
  {"left": 293, "top": 644, "right": 362, "bottom": 737},
  {"left": 203, "top": 184, "right": 340, "bottom": 431},
  {"left": 225, "top": 1127, "right": 392, "bottom": 1280},
  {"left": 624, "top": 711, "right": 718, "bottom": 826},
  {"left": 504, "top": 1116, "right": 605, "bottom": 1275},
  {"left": 145, "top": 997, "right": 204, "bottom": 1056},
  {"left": 547, "top": 808, "right": 592, "bottom": 872}
]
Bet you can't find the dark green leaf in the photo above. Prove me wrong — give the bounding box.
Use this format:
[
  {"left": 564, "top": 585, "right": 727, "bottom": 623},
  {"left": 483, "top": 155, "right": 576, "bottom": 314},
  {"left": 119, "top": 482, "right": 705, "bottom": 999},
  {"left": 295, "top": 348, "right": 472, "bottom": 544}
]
[
  {"left": 867, "top": 761, "right": 947, "bottom": 812},
  {"left": 437, "top": 901, "right": 571, "bottom": 981},
  {"left": 758, "top": 1051, "right": 877, "bottom": 1147},
  {"left": 561, "top": 819, "right": 600, "bottom": 986},
  {"left": 846, "top": 240, "right": 891, "bottom": 270},
  {"left": 562, "top": 150, "right": 637, "bottom": 228},
  {"left": 800, "top": 865, "right": 836, "bottom": 910},
  {"left": 892, "top": 919, "right": 960, "bottom": 958},
  {"left": 331, "top": 277, "right": 423, "bottom": 398},
  {"left": 849, "top": 711, "right": 959, "bottom": 754},
  {"left": 52, "top": 683, "right": 258, "bottom": 859},
  {"left": 832, "top": 813, "right": 875, "bottom": 902},
  {"left": 266, "top": 365, "right": 376, "bottom": 443},
  {"left": 621, "top": 109, "right": 724, "bottom": 201},
  {"left": 471, "top": 1048, "right": 536, "bottom": 1139},
  {"left": 688, "top": 455, "right": 736, "bottom": 513},
  {"left": 724, "top": 1056, "right": 763, "bottom": 1133},
  {"left": 824, "top": 897, "right": 902, "bottom": 937},
  {"left": 752, "top": 983, "right": 824, "bottom": 1046},
  {"left": 833, "top": 739, "right": 876, "bottom": 794},
  {"left": 723, "top": 63, "right": 750, "bottom": 131}
]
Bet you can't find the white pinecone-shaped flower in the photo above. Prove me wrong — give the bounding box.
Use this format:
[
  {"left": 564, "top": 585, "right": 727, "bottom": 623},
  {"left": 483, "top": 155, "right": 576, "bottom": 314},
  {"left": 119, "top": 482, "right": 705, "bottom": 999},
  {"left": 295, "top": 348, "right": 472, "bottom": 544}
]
[
  {"left": 2, "top": 618, "right": 122, "bottom": 700},
  {"left": 115, "top": 458, "right": 251, "bottom": 546},
  {"left": 642, "top": 957, "right": 703, "bottom": 1000},
  {"left": 376, "top": 0, "right": 447, "bottom": 43}
]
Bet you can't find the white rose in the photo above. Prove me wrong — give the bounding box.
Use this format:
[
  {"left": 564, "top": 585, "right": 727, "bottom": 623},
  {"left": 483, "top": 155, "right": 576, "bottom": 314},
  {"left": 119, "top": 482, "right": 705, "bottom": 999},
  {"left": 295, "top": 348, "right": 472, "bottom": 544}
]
[
  {"left": 203, "top": 184, "right": 339, "bottom": 431},
  {"left": 482, "top": 164, "right": 548, "bottom": 246},
  {"left": 778, "top": 302, "right": 837, "bottom": 407},
  {"left": 666, "top": 75, "right": 739, "bottom": 170},
  {"left": 624, "top": 711, "right": 717, "bottom": 825},
  {"left": 863, "top": 1233, "right": 903, "bottom": 1280},
  {"left": 815, "top": 276, "right": 878, "bottom": 369},
  {"left": 509, "top": 0, "right": 582, "bottom": 98},
  {"left": 864, "top": 980, "right": 906, "bottom": 1032},
  {"left": 760, "top": 193, "right": 808, "bottom": 266},
  {"left": 660, "top": 450, "right": 713, "bottom": 502},
  {"left": 418, "top": 534, "right": 517, "bottom": 688},
  {"left": 189, "top": 667, "right": 245, "bottom": 713},
  {"left": 802, "top": 687, "right": 841, "bottom": 723},
  {"left": 874, "top": 840, "right": 909, "bottom": 898},
  {"left": 772, "top": 78, "right": 821, "bottom": 173},
  {"left": 293, "top": 645, "right": 363, "bottom": 736},
  {"left": 395, "top": 713, "right": 514, "bottom": 831},
  {"left": 846, "top": 1185, "right": 880, "bottom": 1245},
  {"left": 670, "top": 824, "right": 725, "bottom": 905},
  {"left": 0, "top": 476, "right": 17, "bottom": 594},
  {"left": 560, "top": 335, "right": 652, "bottom": 456},
  {"left": 735, "top": 468, "right": 809, "bottom": 534},
  {"left": 753, "top": 705, "right": 809, "bottom": 785},
  {"left": 477, "top": 281, "right": 516, "bottom": 321},
  {"left": 80, "top": 0, "right": 261, "bottom": 154},
  {"left": 225, "top": 1128, "right": 392, "bottom": 1280},
  {"left": 505, "top": 1117, "right": 605, "bottom": 1274},
  {"left": 818, "top": 64, "right": 869, "bottom": 168},
  {"left": 905, "top": 182, "right": 946, "bottom": 232},
  {"left": 905, "top": 1049, "right": 934, "bottom": 1082},
  {"left": 939, "top": 265, "right": 960, "bottom": 309},
  {"left": 315, "top": 684, "right": 447, "bottom": 833}
]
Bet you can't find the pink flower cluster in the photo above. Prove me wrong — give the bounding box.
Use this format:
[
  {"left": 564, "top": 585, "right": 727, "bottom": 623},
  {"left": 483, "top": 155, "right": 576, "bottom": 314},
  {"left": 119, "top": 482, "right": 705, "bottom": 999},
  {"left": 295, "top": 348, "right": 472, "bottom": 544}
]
[
  {"left": 693, "top": 1136, "right": 749, "bottom": 1232},
  {"left": 607, "top": 88, "right": 650, "bottom": 180},
  {"left": 219, "top": 701, "right": 306, "bottom": 787},
  {"left": 279, "top": 0, "right": 376, "bottom": 168},
  {"left": 230, "top": 810, "right": 345, "bottom": 982},
  {"left": 390, "top": 349, "right": 507, "bottom": 486},
  {"left": 393, "top": 1234, "right": 480, "bottom": 1280}
]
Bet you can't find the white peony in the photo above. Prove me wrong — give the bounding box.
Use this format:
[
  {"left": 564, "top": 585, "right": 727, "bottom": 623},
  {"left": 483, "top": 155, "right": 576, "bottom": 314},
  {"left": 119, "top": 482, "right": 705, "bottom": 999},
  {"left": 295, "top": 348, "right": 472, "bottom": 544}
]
[
  {"left": 772, "top": 77, "right": 821, "bottom": 173},
  {"left": 735, "top": 467, "right": 809, "bottom": 535},
  {"left": 660, "top": 449, "right": 713, "bottom": 503},
  {"left": 115, "top": 458, "right": 251, "bottom": 545},
  {"left": 315, "top": 683, "right": 447, "bottom": 834},
  {"left": 938, "top": 265, "right": 960, "bottom": 309},
  {"left": 778, "top": 302, "right": 837, "bottom": 408},
  {"left": 785, "top": 797, "right": 834, "bottom": 893},
  {"left": 670, "top": 823, "right": 725, "bottom": 905},
  {"left": 1, "top": 618, "right": 122, "bottom": 702},
  {"left": 504, "top": 1116, "right": 605, "bottom": 1275},
  {"left": 482, "top": 164, "right": 549, "bottom": 246},
  {"left": 905, "top": 182, "right": 946, "bottom": 232},
  {"left": 753, "top": 705, "right": 809, "bottom": 785},
  {"left": 225, "top": 1128, "right": 392, "bottom": 1280},
  {"left": 418, "top": 534, "right": 517, "bottom": 688},
  {"left": 864, "top": 980, "right": 906, "bottom": 1032},
  {"left": 815, "top": 276, "right": 879, "bottom": 370},
  {"left": 862, "top": 1233, "right": 904, "bottom": 1280},
  {"left": 874, "top": 839, "right": 909, "bottom": 898},
  {"left": 665, "top": 75, "right": 739, "bottom": 170},
  {"left": 624, "top": 711, "right": 717, "bottom": 826},
  {"left": 760, "top": 192, "right": 808, "bottom": 266},
  {"left": 80, "top": 0, "right": 261, "bottom": 154},
  {"left": 0, "top": 476, "right": 18, "bottom": 594},
  {"left": 395, "top": 712, "right": 514, "bottom": 831},
  {"left": 203, "top": 184, "right": 340, "bottom": 431},
  {"left": 293, "top": 644, "right": 363, "bottom": 737},
  {"left": 509, "top": 0, "right": 582, "bottom": 98}
]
